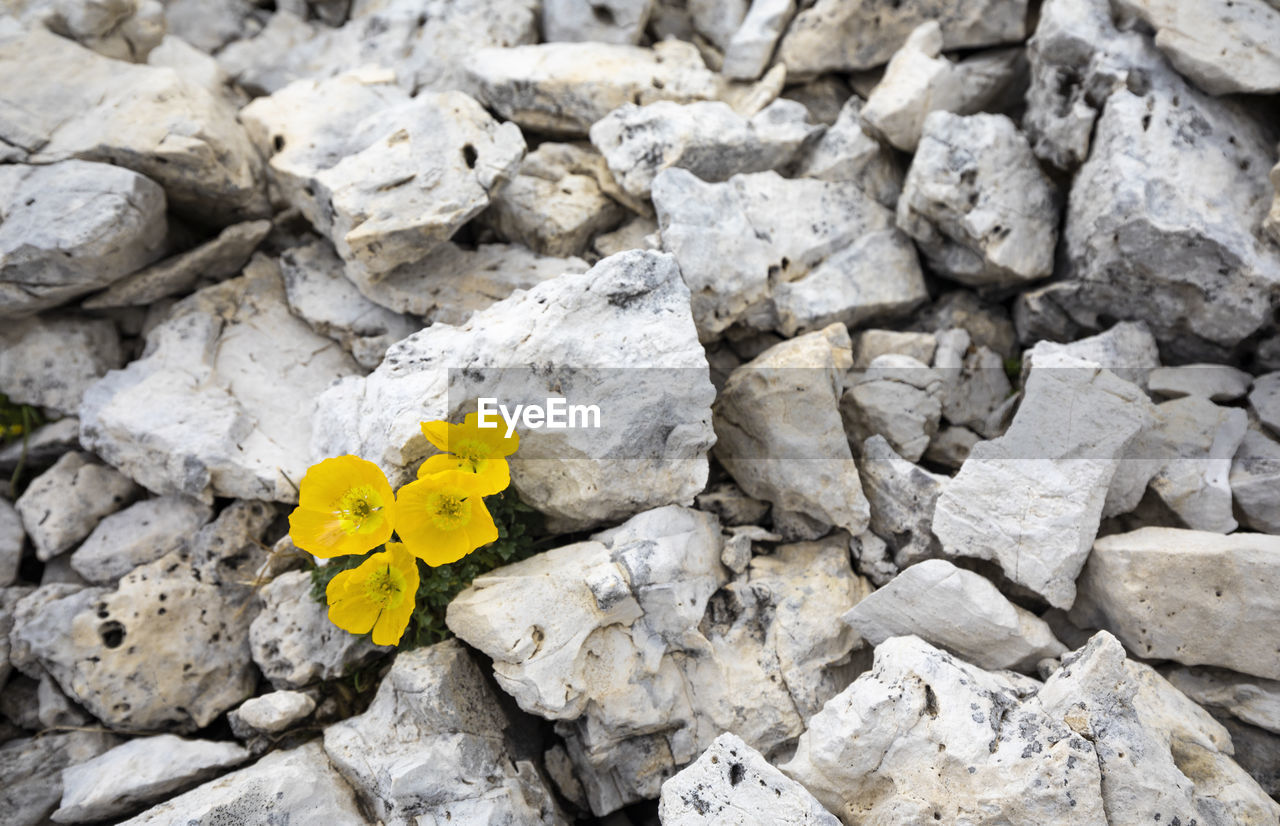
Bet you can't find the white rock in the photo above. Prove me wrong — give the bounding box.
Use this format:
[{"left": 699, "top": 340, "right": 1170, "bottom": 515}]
[
  {"left": 720, "top": 0, "right": 796, "bottom": 80},
  {"left": 856, "top": 435, "right": 946, "bottom": 568},
  {"left": 0, "top": 417, "right": 81, "bottom": 479},
  {"left": 0, "top": 732, "right": 120, "bottom": 826},
  {"left": 118, "top": 742, "right": 366, "bottom": 826},
  {"left": 241, "top": 71, "right": 525, "bottom": 285},
  {"left": 932, "top": 330, "right": 1012, "bottom": 437},
  {"left": 8, "top": 0, "right": 165, "bottom": 62},
  {"left": 1071, "top": 527, "right": 1280, "bottom": 680},
  {"left": 1148, "top": 364, "right": 1253, "bottom": 402},
  {"left": 715, "top": 324, "right": 870, "bottom": 534},
  {"left": 0, "top": 584, "right": 34, "bottom": 685},
  {"left": 1022, "top": 320, "right": 1161, "bottom": 390},
  {"left": 15, "top": 452, "right": 138, "bottom": 561},
  {"left": 593, "top": 215, "right": 659, "bottom": 258},
  {"left": 1267, "top": 158, "right": 1280, "bottom": 246},
  {"left": 924, "top": 424, "right": 982, "bottom": 470},
  {"left": 1164, "top": 666, "right": 1280, "bottom": 735},
  {"left": 322, "top": 640, "right": 563, "bottom": 824},
  {"left": 658, "top": 733, "right": 839, "bottom": 825},
  {"left": 897, "top": 111, "right": 1057, "bottom": 287},
  {"left": 1144, "top": 397, "right": 1248, "bottom": 533},
  {"left": 861, "top": 22, "right": 1022, "bottom": 152},
  {"left": 312, "top": 250, "right": 716, "bottom": 530},
  {"left": 1231, "top": 428, "right": 1280, "bottom": 534},
  {"left": 0, "top": 161, "right": 167, "bottom": 317},
  {"left": 1251, "top": 371, "right": 1280, "bottom": 436},
  {"left": 542, "top": 0, "right": 653, "bottom": 43},
  {"left": 851, "top": 330, "right": 937, "bottom": 368},
  {"left": 69, "top": 496, "right": 213, "bottom": 585},
  {"left": 932, "top": 353, "right": 1155, "bottom": 608},
  {"left": 80, "top": 256, "right": 360, "bottom": 504},
  {"left": 775, "top": 0, "right": 1027, "bottom": 75},
  {"left": 0, "top": 500, "right": 21, "bottom": 587},
  {"left": 0, "top": 27, "right": 268, "bottom": 223},
  {"left": 54, "top": 735, "right": 251, "bottom": 824},
  {"left": 688, "top": 0, "right": 747, "bottom": 49},
  {"left": 146, "top": 34, "right": 237, "bottom": 99},
  {"left": 0, "top": 315, "right": 122, "bottom": 418},
  {"left": 842, "top": 355, "right": 942, "bottom": 463},
  {"left": 249, "top": 570, "right": 389, "bottom": 690},
  {"left": 843, "top": 559, "right": 1067, "bottom": 672},
  {"left": 278, "top": 239, "right": 419, "bottom": 370},
  {"left": 792, "top": 94, "right": 902, "bottom": 209},
  {"left": 162, "top": 0, "right": 259, "bottom": 54},
  {"left": 589, "top": 99, "right": 820, "bottom": 203},
  {"left": 1113, "top": 0, "right": 1280, "bottom": 95},
  {"left": 228, "top": 691, "right": 315, "bottom": 736},
  {"left": 463, "top": 39, "right": 720, "bottom": 135}
]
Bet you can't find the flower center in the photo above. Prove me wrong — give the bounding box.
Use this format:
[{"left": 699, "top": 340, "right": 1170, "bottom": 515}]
[
  {"left": 336, "top": 485, "right": 383, "bottom": 535},
  {"left": 363, "top": 564, "right": 408, "bottom": 608},
  {"left": 453, "top": 439, "right": 492, "bottom": 473},
  {"left": 429, "top": 491, "right": 471, "bottom": 530}
]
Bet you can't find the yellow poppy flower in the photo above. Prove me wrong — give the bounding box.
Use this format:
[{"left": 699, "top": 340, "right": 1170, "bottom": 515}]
[
  {"left": 394, "top": 469, "right": 498, "bottom": 566},
  {"left": 419, "top": 412, "right": 519, "bottom": 495},
  {"left": 289, "top": 455, "right": 396, "bottom": 558},
  {"left": 325, "top": 543, "right": 420, "bottom": 646}
]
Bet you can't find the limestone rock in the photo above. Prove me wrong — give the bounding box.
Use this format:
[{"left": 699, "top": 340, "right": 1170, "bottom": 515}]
[
  {"left": 658, "top": 733, "right": 839, "bottom": 825},
  {"left": 69, "top": 496, "right": 213, "bottom": 585},
  {"left": 775, "top": 0, "right": 1027, "bottom": 75},
  {"left": 228, "top": 691, "right": 316, "bottom": 737},
  {"left": 542, "top": 0, "right": 653, "bottom": 43},
  {"left": 0, "top": 584, "right": 34, "bottom": 684},
  {"left": 589, "top": 99, "right": 820, "bottom": 203},
  {"left": 1231, "top": 428, "right": 1280, "bottom": 534},
  {"left": 312, "top": 250, "right": 716, "bottom": 530},
  {"left": 932, "top": 329, "right": 1013, "bottom": 437},
  {"left": 118, "top": 742, "right": 366, "bottom": 826},
  {"left": 1022, "top": 320, "right": 1161, "bottom": 390},
  {"left": 843, "top": 559, "right": 1067, "bottom": 672},
  {"left": 924, "top": 424, "right": 982, "bottom": 470},
  {"left": 323, "top": 640, "right": 564, "bottom": 825},
  {"left": 1144, "top": 396, "right": 1248, "bottom": 533},
  {"left": 856, "top": 435, "right": 946, "bottom": 569},
  {"left": 241, "top": 71, "right": 525, "bottom": 285},
  {"left": 792, "top": 95, "right": 902, "bottom": 209},
  {"left": 464, "top": 39, "right": 720, "bottom": 135},
  {"left": 0, "top": 161, "right": 167, "bottom": 318},
  {"left": 162, "top": 0, "right": 259, "bottom": 54},
  {"left": 15, "top": 452, "right": 139, "bottom": 561},
  {"left": 0, "top": 417, "right": 81, "bottom": 480},
  {"left": 1251, "top": 371, "right": 1280, "bottom": 436},
  {"left": 80, "top": 256, "right": 360, "bottom": 504},
  {"left": 721, "top": 0, "right": 797, "bottom": 80},
  {"left": 249, "top": 570, "right": 389, "bottom": 689},
  {"left": 0, "top": 732, "right": 119, "bottom": 826},
  {"left": 0, "top": 500, "right": 21, "bottom": 587},
  {"left": 694, "top": 482, "right": 770, "bottom": 527},
  {"left": 842, "top": 355, "right": 943, "bottom": 463},
  {"left": 915, "top": 289, "right": 1018, "bottom": 359},
  {"left": 1148, "top": 364, "right": 1253, "bottom": 402},
  {"left": 852, "top": 330, "right": 938, "bottom": 368},
  {"left": 8, "top": 0, "right": 164, "bottom": 62},
  {"left": 54, "top": 735, "right": 251, "bottom": 824},
  {"left": 593, "top": 215, "right": 659, "bottom": 258},
  {"left": 897, "top": 111, "right": 1057, "bottom": 288},
  {"left": 714, "top": 324, "right": 870, "bottom": 535},
  {"left": 1164, "top": 666, "right": 1280, "bottom": 735},
  {"left": 0, "top": 27, "right": 268, "bottom": 223},
  {"left": 932, "top": 352, "right": 1155, "bottom": 608},
  {"left": 0, "top": 315, "right": 123, "bottom": 417},
  {"left": 688, "top": 0, "right": 747, "bottom": 50}
]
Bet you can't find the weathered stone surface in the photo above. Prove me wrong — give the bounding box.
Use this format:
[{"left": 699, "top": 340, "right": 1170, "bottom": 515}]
[
  {"left": 69, "top": 496, "right": 212, "bottom": 585},
  {"left": 9, "top": 0, "right": 165, "bottom": 62},
  {"left": 792, "top": 95, "right": 902, "bottom": 209},
  {"left": 658, "top": 733, "right": 839, "bottom": 825},
  {"left": 897, "top": 111, "right": 1056, "bottom": 288},
  {"left": 278, "top": 239, "right": 419, "bottom": 370},
  {"left": 146, "top": 33, "right": 238, "bottom": 100},
  {"left": 15, "top": 452, "right": 138, "bottom": 561},
  {"left": 851, "top": 330, "right": 938, "bottom": 368},
  {"left": 0, "top": 27, "right": 268, "bottom": 223},
  {"left": 654, "top": 169, "right": 926, "bottom": 339},
  {"left": 249, "top": 570, "right": 389, "bottom": 689},
  {"left": 1164, "top": 666, "right": 1280, "bottom": 735},
  {"left": 924, "top": 424, "right": 982, "bottom": 470},
  {"left": 932, "top": 329, "right": 1013, "bottom": 438},
  {"left": 1023, "top": 320, "right": 1160, "bottom": 389},
  {"left": 1231, "top": 427, "right": 1280, "bottom": 534},
  {"left": 1114, "top": 0, "right": 1280, "bottom": 95},
  {"left": 228, "top": 691, "right": 316, "bottom": 737},
  {"left": 119, "top": 742, "right": 367, "bottom": 825},
  {"left": 844, "top": 559, "right": 1066, "bottom": 672},
  {"left": 0, "top": 161, "right": 167, "bottom": 317},
  {"left": 687, "top": 0, "right": 747, "bottom": 49},
  {"left": 0, "top": 584, "right": 34, "bottom": 685},
  {"left": 0, "top": 500, "right": 21, "bottom": 587},
  {"left": 464, "top": 40, "right": 720, "bottom": 135},
  {"left": 543, "top": 0, "right": 653, "bottom": 43},
  {"left": 1073, "top": 528, "right": 1280, "bottom": 679},
  {"left": 715, "top": 325, "right": 870, "bottom": 535},
  {"left": 241, "top": 70, "right": 525, "bottom": 285},
  {"left": 1144, "top": 397, "right": 1248, "bottom": 533},
  {"left": 589, "top": 99, "right": 820, "bottom": 203},
  {"left": 313, "top": 250, "right": 716, "bottom": 529},
  {"left": 593, "top": 215, "right": 659, "bottom": 258},
  {"left": 856, "top": 435, "right": 946, "bottom": 569},
  {"left": 0, "top": 315, "right": 123, "bottom": 417},
  {"left": 721, "top": 0, "right": 796, "bottom": 80},
  {"left": 932, "top": 352, "right": 1155, "bottom": 608},
  {"left": 1, "top": 732, "right": 119, "bottom": 826},
  {"left": 916, "top": 289, "right": 1018, "bottom": 359},
  {"left": 1251, "top": 371, "right": 1280, "bottom": 436},
  {"left": 54, "top": 735, "right": 251, "bottom": 824},
  {"left": 775, "top": 0, "right": 1027, "bottom": 75},
  {"left": 861, "top": 22, "right": 1022, "bottom": 152},
  {"left": 0, "top": 417, "right": 81, "bottom": 479},
  {"left": 694, "top": 482, "right": 770, "bottom": 527},
  {"left": 1148, "top": 364, "right": 1253, "bottom": 401},
  {"left": 324, "top": 640, "right": 563, "bottom": 824},
  {"left": 80, "top": 256, "right": 360, "bottom": 504},
  {"left": 162, "top": 0, "right": 259, "bottom": 54},
  {"left": 84, "top": 220, "right": 272, "bottom": 310},
  {"left": 843, "top": 355, "right": 943, "bottom": 463}
]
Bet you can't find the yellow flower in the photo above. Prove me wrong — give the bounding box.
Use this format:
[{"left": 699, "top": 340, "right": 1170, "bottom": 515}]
[
  {"left": 325, "top": 543, "right": 420, "bottom": 645},
  {"left": 394, "top": 469, "right": 498, "bottom": 566},
  {"left": 419, "top": 412, "right": 519, "bottom": 495},
  {"left": 289, "top": 455, "right": 396, "bottom": 558}
]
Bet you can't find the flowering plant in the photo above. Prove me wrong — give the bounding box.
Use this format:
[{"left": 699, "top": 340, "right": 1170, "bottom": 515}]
[{"left": 291, "top": 413, "right": 527, "bottom": 646}]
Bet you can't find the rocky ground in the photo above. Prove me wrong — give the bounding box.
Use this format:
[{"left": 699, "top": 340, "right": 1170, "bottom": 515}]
[{"left": 1, "top": 0, "right": 1279, "bottom": 824}]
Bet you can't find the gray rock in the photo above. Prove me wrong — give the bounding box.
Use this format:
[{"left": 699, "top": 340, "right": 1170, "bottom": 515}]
[
  {"left": 842, "top": 355, "right": 943, "bottom": 463},
  {"left": 792, "top": 94, "right": 902, "bottom": 209},
  {"left": 146, "top": 34, "right": 239, "bottom": 100},
  {"left": 1163, "top": 666, "right": 1280, "bottom": 735},
  {"left": 780, "top": 75, "right": 853, "bottom": 126},
  {"left": 1230, "top": 427, "right": 1280, "bottom": 534},
  {"left": 249, "top": 570, "right": 389, "bottom": 690},
  {"left": 843, "top": 559, "right": 1067, "bottom": 672},
  {"left": 162, "top": 0, "right": 260, "bottom": 54},
  {"left": 1144, "top": 397, "right": 1248, "bottom": 533},
  {"left": 84, "top": 220, "right": 272, "bottom": 310},
  {"left": 0, "top": 732, "right": 119, "bottom": 826},
  {"left": 775, "top": 0, "right": 1027, "bottom": 75},
  {"left": 592, "top": 215, "right": 659, "bottom": 258},
  {"left": 914, "top": 289, "right": 1018, "bottom": 359},
  {"left": 851, "top": 330, "right": 938, "bottom": 368},
  {"left": 542, "top": 0, "right": 653, "bottom": 43},
  {"left": 0, "top": 26, "right": 268, "bottom": 223},
  {"left": 1217, "top": 716, "right": 1280, "bottom": 800},
  {"left": 228, "top": 691, "right": 316, "bottom": 737},
  {"left": 15, "top": 452, "right": 139, "bottom": 561},
  {"left": 0, "top": 161, "right": 167, "bottom": 318},
  {"left": 1268, "top": 158, "right": 1280, "bottom": 246},
  {"left": 241, "top": 70, "right": 525, "bottom": 286},
  {"left": 312, "top": 250, "right": 716, "bottom": 530},
  {"left": 715, "top": 324, "right": 871, "bottom": 535},
  {"left": 694, "top": 481, "right": 770, "bottom": 527},
  {"left": 463, "top": 39, "right": 720, "bottom": 135},
  {"left": 0, "top": 585, "right": 35, "bottom": 685},
  {"left": 118, "top": 742, "right": 367, "bottom": 826},
  {"left": 323, "top": 640, "right": 563, "bottom": 824},
  {"left": 80, "top": 256, "right": 360, "bottom": 504},
  {"left": 658, "top": 733, "right": 839, "bottom": 825},
  {"left": 1251, "top": 371, "right": 1280, "bottom": 436},
  {"left": 932, "top": 329, "right": 1013, "bottom": 437},
  {"left": 1148, "top": 364, "right": 1253, "bottom": 402},
  {"left": 69, "top": 496, "right": 214, "bottom": 585},
  {"left": 53, "top": 735, "right": 251, "bottom": 824},
  {"left": 1022, "top": 320, "right": 1161, "bottom": 390},
  {"left": 0, "top": 315, "right": 123, "bottom": 417},
  {"left": 721, "top": 0, "right": 797, "bottom": 80},
  {"left": 857, "top": 435, "right": 946, "bottom": 569},
  {"left": 0, "top": 500, "right": 21, "bottom": 587},
  {"left": 688, "top": 0, "right": 748, "bottom": 50},
  {"left": 924, "top": 424, "right": 982, "bottom": 470},
  {"left": 8, "top": 0, "right": 164, "bottom": 62},
  {"left": 0, "top": 417, "right": 82, "bottom": 479},
  {"left": 1072, "top": 528, "right": 1280, "bottom": 680},
  {"left": 897, "top": 111, "right": 1057, "bottom": 288}
]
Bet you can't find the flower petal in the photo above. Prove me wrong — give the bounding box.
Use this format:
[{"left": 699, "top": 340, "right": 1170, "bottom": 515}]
[
  {"left": 463, "top": 411, "right": 520, "bottom": 456},
  {"left": 420, "top": 420, "right": 452, "bottom": 453},
  {"left": 326, "top": 572, "right": 378, "bottom": 635},
  {"left": 290, "top": 507, "right": 388, "bottom": 557},
  {"left": 298, "top": 455, "right": 393, "bottom": 512},
  {"left": 464, "top": 497, "right": 499, "bottom": 550}
]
